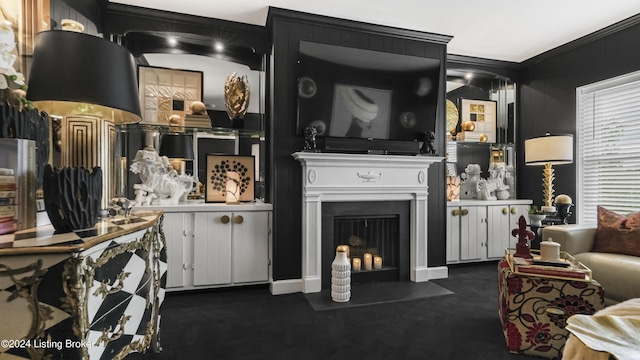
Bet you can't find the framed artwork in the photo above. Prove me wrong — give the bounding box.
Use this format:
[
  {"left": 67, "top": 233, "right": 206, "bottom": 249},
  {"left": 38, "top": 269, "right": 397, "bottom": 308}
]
[
  {"left": 329, "top": 84, "right": 392, "bottom": 139},
  {"left": 459, "top": 98, "right": 497, "bottom": 143},
  {"left": 205, "top": 155, "right": 255, "bottom": 203},
  {"left": 138, "top": 65, "right": 203, "bottom": 126}
]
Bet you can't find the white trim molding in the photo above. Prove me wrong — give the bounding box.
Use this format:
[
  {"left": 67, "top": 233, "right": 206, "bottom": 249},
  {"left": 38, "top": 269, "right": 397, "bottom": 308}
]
[{"left": 292, "top": 152, "right": 444, "bottom": 293}]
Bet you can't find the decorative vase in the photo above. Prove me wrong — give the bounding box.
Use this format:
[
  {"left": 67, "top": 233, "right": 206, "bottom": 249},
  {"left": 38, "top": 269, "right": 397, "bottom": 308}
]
[
  {"left": 43, "top": 165, "right": 102, "bottom": 233},
  {"left": 331, "top": 245, "right": 351, "bottom": 303},
  {"left": 223, "top": 72, "right": 250, "bottom": 129},
  {"left": 528, "top": 214, "right": 546, "bottom": 227}
]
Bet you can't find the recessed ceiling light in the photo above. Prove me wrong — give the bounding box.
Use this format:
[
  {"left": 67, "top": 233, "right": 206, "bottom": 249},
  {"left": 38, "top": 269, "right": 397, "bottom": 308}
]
[
  {"left": 214, "top": 42, "right": 224, "bottom": 52},
  {"left": 167, "top": 37, "right": 178, "bottom": 46}
]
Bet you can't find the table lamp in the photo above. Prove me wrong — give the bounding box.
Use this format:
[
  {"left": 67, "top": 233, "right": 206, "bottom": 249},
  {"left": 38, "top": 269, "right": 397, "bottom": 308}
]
[
  {"left": 525, "top": 133, "right": 573, "bottom": 213},
  {"left": 158, "top": 133, "right": 195, "bottom": 175},
  {"left": 27, "top": 29, "right": 141, "bottom": 211}
]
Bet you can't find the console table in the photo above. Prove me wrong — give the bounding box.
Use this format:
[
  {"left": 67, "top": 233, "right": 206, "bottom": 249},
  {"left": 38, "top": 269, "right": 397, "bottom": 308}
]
[{"left": 0, "top": 211, "right": 166, "bottom": 360}]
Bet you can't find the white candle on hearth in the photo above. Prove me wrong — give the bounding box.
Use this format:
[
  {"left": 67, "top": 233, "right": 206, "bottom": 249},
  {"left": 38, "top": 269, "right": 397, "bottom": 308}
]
[
  {"left": 363, "top": 253, "right": 372, "bottom": 270},
  {"left": 374, "top": 256, "right": 383, "bottom": 270},
  {"left": 352, "top": 258, "right": 361, "bottom": 271}
]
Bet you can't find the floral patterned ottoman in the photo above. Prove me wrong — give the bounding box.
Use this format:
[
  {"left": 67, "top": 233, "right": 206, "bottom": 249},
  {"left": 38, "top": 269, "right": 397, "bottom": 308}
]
[{"left": 498, "top": 258, "right": 605, "bottom": 359}]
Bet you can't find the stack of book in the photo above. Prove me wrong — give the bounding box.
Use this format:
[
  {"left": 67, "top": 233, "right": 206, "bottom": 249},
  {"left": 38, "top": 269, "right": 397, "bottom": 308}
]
[
  {"left": 0, "top": 168, "right": 17, "bottom": 234},
  {"left": 184, "top": 114, "right": 212, "bottom": 129}
]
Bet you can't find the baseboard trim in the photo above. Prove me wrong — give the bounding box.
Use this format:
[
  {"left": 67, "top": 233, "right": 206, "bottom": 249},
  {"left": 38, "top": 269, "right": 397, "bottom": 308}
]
[
  {"left": 427, "top": 266, "right": 449, "bottom": 280},
  {"left": 270, "top": 279, "right": 303, "bottom": 295}
]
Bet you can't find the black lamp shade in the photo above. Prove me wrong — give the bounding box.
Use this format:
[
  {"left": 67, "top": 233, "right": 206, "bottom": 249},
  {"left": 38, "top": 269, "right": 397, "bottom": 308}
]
[
  {"left": 159, "top": 134, "right": 194, "bottom": 160},
  {"left": 27, "top": 30, "right": 142, "bottom": 124}
]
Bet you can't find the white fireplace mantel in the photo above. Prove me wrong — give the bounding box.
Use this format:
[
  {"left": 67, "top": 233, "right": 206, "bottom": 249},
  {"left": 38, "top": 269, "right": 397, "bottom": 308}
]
[{"left": 289, "top": 152, "right": 446, "bottom": 294}]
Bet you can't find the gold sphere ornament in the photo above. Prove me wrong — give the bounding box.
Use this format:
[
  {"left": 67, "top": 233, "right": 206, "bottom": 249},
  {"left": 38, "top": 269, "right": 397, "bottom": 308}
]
[
  {"left": 555, "top": 194, "right": 572, "bottom": 204},
  {"left": 190, "top": 101, "right": 207, "bottom": 115},
  {"left": 462, "top": 121, "right": 476, "bottom": 131},
  {"left": 479, "top": 134, "right": 488, "bottom": 142}
]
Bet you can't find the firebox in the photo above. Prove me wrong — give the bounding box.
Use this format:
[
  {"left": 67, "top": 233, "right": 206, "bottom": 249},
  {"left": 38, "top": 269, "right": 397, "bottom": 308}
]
[{"left": 321, "top": 201, "right": 410, "bottom": 289}]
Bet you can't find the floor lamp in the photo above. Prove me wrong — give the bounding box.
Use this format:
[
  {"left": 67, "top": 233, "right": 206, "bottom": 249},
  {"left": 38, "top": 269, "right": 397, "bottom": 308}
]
[
  {"left": 27, "top": 29, "right": 142, "bottom": 211},
  {"left": 525, "top": 134, "right": 573, "bottom": 213}
]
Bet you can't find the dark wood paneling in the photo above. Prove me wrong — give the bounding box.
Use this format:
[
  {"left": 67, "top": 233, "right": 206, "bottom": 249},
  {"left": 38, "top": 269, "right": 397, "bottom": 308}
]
[
  {"left": 269, "top": 10, "right": 451, "bottom": 280},
  {"left": 518, "top": 20, "right": 640, "bottom": 221}
]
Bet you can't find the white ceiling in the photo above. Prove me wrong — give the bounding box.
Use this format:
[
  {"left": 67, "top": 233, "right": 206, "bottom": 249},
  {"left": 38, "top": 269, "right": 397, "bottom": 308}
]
[{"left": 111, "top": 0, "right": 640, "bottom": 62}]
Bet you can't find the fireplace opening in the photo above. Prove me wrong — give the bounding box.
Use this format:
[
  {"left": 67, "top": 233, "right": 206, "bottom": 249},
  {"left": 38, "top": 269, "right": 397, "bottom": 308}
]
[{"left": 322, "top": 201, "right": 410, "bottom": 289}]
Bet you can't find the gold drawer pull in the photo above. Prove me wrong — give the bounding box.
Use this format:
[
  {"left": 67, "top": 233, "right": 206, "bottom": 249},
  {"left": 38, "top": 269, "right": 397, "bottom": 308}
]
[
  {"left": 511, "top": 207, "right": 518, "bottom": 214},
  {"left": 502, "top": 207, "right": 508, "bottom": 215},
  {"left": 452, "top": 209, "right": 460, "bottom": 216},
  {"left": 233, "top": 215, "right": 244, "bottom": 224},
  {"left": 220, "top": 215, "right": 230, "bottom": 224},
  {"left": 461, "top": 209, "right": 469, "bottom": 216}
]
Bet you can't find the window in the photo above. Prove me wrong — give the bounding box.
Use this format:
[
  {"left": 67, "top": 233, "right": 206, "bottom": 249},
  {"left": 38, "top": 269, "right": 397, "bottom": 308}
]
[{"left": 577, "top": 71, "right": 640, "bottom": 224}]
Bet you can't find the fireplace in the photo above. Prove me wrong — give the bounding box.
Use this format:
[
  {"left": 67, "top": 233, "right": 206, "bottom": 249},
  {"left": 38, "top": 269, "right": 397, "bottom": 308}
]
[
  {"left": 322, "top": 201, "right": 410, "bottom": 288},
  {"left": 290, "top": 152, "right": 446, "bottom": 294}
]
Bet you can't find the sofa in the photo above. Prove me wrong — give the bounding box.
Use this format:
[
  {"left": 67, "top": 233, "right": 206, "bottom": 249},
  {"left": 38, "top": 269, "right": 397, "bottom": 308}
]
[{"left": 542, "top": 224, "right": 640, "bottom": 305}]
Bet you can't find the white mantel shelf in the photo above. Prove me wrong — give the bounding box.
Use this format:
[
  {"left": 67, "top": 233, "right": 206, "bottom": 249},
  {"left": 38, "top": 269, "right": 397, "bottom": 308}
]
[{"left": 291, "top": 152, "right": 445, "bottom": 294}]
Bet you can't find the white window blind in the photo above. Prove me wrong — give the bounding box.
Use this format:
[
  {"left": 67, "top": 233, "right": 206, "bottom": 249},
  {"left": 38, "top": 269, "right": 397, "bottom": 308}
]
[{"left": 577, "top": 71, "right": 640, "bottom": 224}]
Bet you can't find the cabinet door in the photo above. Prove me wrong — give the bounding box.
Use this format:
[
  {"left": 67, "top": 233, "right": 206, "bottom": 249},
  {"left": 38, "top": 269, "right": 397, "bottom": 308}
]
[
  {"left": 446, "top": 207, "right": 461, "bottom": 263},
  {"left": 231, "top": 211, "right": 270, "bottom": 283},
  {"left": 487, "top": 205, "right": 512, "bottom": 259},
  {"left": 162, "top": 212, "right": 189, "bottom": 288},
  {"left": 193, "top": 212, "right": 232, "bottom": 286},
  {"left": 459, "top": 206, "right": 486, "bottom": 261},
  {"left": 508, "top": 204, "right": 530, "bottom": 247}
]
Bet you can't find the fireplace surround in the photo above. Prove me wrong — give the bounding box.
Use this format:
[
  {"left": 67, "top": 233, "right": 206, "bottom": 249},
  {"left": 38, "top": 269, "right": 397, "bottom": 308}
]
[{"left": 291, "top": 152, "right": 446, "bottom": 294}]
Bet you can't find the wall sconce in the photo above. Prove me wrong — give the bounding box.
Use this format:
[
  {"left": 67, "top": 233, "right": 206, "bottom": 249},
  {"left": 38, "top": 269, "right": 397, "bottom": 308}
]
[
  {"left": 27, "top": 30, "right": 141, "bottom": 210},
  {"left": 525, "top": 133, "right": 573, "bottom": 213}
]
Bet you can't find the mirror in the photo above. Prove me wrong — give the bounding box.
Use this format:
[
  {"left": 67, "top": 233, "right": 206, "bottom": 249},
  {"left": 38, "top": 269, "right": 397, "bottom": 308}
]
[
  {"left": 446, "top": 68, "right": 516, "bottom": 144},
  {"left": 118, "top": 31, "right": 267, "bottom": 201}
]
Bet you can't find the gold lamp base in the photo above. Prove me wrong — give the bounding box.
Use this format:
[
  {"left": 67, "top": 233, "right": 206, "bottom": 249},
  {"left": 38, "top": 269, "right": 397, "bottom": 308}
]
[{"left": 542, "top": 162, "right": 556, "bottom": 209}]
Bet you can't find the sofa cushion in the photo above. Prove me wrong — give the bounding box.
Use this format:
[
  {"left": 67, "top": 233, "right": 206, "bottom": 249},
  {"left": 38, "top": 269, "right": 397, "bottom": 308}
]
[{"left": 593, "top": 206, "right": 640, "bottom": 257}]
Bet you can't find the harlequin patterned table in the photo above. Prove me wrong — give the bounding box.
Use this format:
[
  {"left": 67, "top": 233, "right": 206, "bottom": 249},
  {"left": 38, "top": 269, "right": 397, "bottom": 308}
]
[
  {"left": 0, "top": 211, "right": 166, "bottom": 360},
  {"left": 498, "top": 258, "right": 605, "bottom": 359}
]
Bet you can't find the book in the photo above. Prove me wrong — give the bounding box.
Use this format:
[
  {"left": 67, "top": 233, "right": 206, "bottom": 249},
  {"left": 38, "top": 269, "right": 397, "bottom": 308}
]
[
  {"left": 0, "top": 175, "right": 15, "bottom": 183},
  {"left": 0, "top": 191, "right": 16, "bottom": 198},
  {"left": 0, "top": 197, "right": 14, "bottom": 205},
  {"left": 0, "top": 220, "right": 17, "bottom": 234},
  {"left": 0, "top": 168, "right": 14, "bottom": 176},
  {"left": 0, "top": 183, "right": 16, "bottom": 191},
  {"left": 0, "top": 216, "right": 14, "bottom": 223},
  {"left": 0, "top": 204, "right": 16, "bottom": 218}
]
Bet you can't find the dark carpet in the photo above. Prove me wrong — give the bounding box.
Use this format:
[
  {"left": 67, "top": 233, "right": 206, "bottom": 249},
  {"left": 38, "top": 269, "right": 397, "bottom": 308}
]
[
  {"left": 305, "top": 281, "right": 454, "bottom": 311},
  {"left": 128, "top": 261, "right": 532, "bottom": 360}
]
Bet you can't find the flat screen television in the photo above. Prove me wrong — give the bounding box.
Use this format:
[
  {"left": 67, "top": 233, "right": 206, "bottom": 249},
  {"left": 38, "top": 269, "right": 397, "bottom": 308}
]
[{"left": 297, "top": 41, "right": 441, "bottom": 148}]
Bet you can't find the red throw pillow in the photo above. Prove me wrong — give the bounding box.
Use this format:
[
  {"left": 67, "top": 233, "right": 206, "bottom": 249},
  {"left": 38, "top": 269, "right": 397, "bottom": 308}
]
[{"left": 593, "top": 206, "right": 640, "bottom": 257}]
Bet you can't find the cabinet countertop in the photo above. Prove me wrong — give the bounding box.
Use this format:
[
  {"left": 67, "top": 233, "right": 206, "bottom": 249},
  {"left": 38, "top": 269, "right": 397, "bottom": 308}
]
[
  {"left": 0, "top": 210, "right": 163, "bottom": 256},
  {"left": 447, "top": 199, "right": 533, "bottom": 206},
  {"left": 137, "top": 200, "right": 273, "bottom": 212}
]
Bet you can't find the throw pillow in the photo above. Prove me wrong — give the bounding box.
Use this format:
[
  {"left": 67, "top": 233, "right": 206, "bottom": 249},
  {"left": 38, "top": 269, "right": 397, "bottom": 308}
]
[{"left": 593, "top": 206, "right": 640, "bottom": 257}]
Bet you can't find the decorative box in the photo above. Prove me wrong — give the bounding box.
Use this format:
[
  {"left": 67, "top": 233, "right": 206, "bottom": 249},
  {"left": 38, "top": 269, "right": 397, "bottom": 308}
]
[{"left": 498, "top": 258, "right": 605, "bottom": 359}]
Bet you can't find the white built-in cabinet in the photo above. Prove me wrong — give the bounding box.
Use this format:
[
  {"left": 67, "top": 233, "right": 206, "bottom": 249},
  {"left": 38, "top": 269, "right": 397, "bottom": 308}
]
[
  {"left": 447, "top": 200, "right": 532, "bottom": 264},
  {"left": 144, "top": 202, "right": 272, "bottom": 290}
]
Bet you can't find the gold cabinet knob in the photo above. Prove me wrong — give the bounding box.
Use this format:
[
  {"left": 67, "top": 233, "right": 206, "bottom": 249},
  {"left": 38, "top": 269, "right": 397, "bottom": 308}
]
[
  {"left": 461, "top": 209, "right": 469, "bottom": 216},
  {"left": 502, "top": 207, "right": 508, "bottom": 215},
  {"left": 511, "top": 207, "right": 518, "bottom": 214},
  {"left": 220, "top": 215, "right": 230, "bottom": 224},
  {"left": 233, "top": 215, "right": 244, "bottom": 224},
  {"left": 452, "top": 209, "right": 461, "bottom": 216}
]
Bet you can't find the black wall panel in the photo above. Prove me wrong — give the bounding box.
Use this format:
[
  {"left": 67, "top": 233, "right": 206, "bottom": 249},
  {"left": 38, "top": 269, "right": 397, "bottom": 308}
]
[
  {"left": 518, "top": 18, "right": 640, "bottom": 221},
  {"left": 268, "top": 9, "right": 450, "bottom": 281}
]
